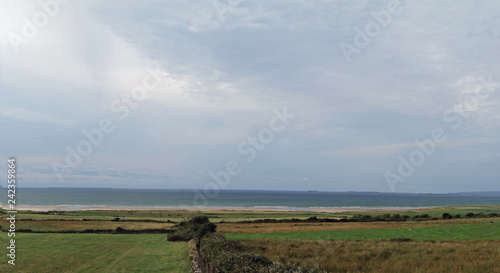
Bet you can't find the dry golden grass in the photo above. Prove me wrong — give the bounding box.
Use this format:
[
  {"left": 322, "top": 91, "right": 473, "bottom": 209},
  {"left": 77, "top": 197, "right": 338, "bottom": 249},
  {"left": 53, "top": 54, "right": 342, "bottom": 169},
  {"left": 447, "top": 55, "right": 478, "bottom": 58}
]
[
  {"left": 238, "top": 239, "right": 500, "bottom": 273},
  {"left": 218, "top": 218, "right": 499, "bottom": 234}
]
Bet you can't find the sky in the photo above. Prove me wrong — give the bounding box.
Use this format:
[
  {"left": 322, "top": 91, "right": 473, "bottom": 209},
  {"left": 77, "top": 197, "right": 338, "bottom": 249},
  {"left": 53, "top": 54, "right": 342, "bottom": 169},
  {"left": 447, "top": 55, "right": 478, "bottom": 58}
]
[{"left": 0, "top": 0, "right": 499, "bottom": 193}]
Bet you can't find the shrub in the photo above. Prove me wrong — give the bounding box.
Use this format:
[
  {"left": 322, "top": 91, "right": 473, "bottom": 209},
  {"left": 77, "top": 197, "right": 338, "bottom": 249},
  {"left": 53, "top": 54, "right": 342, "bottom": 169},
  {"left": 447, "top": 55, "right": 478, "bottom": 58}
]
[
  {"left": 115, "top": 227, "right": 125, "bottom": 233},
  {"left": 389, "top": 238, "right": 413, "bottom": 242},
  {"left": 200, "top": 234, "right": 322, "bottom": 273},
  {"left": 167, "top": 228, "right": 196, "bottom": 242},
  {"left": 195, "top": 222, "right": 217, "bottom": 238},
  {"left": 466, "top": 213, "right": 475, "bottom": 218},
  {"left": 167, "top": 216, "right": 216, "bottom": 242},
  {"left": 391, "top": 214, "right": 401, "bottom": 220},
  {"left": 190, "top": 215, "right": 210, "bottom": 225},
  {"left": 353, "top": 214, "right": 363, "bottom": 220},
  {"left": 442, "top": 213, "right": 453, "bottom": 220},
  {"left": 360, "top": 215, "right": 372, "bottom": 221},
  {"left": 412, "top": 214, "right": 429, "bottom": 221},
  {"left": 17, "top": 229, "right": 33, "bottom": 232}
]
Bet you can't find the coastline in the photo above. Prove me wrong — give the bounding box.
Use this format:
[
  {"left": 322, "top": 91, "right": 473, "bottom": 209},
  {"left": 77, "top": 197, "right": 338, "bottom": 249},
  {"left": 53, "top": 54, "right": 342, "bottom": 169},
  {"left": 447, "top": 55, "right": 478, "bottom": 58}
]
[{"left": 4, "top": 205, "right": 436, "bottom": 213}]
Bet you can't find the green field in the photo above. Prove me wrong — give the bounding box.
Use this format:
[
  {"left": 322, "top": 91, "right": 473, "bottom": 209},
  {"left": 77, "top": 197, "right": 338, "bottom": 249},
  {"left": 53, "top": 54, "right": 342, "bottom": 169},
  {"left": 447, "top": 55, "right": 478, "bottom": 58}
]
[
  {"left": 0, "top": 233, "right": 190, "bottom": 273},
  {"left": 330, "top": 205, "right": 500, "bottom": 218},
  {"left": 9, "top": 209, "right": 343, "bottom": 222},
  {"left": 226, "top": 222, "right": 500, "bottom": 241},
  {"left": 9, "top": 210, "right": 334, "bottom": 223},
  {"left": 7, "top": 205, "right": 500, "bottom": 223},
  {"left": 2, "top": 206, "right": 500, "bottom": 272}
]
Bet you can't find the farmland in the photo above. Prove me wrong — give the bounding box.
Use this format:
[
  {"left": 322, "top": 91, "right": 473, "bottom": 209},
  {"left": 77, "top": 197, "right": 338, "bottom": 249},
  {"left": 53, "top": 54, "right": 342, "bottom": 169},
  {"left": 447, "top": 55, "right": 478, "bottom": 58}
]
[
  {"left": 1, "top": 206, "right": 499, "bottom": 272},
  {"left": 237, "top": 239, "right": 500, "bottom": 272},
  {"left": 225, "top": 221, "right": 500, "bottom": 241},
  {"left": 0, "top": 233, "right": 190, "bottom": 273}
]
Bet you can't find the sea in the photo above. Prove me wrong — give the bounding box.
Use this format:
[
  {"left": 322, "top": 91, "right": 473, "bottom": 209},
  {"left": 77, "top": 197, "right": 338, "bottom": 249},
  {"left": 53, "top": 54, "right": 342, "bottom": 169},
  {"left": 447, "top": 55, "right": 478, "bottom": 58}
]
[{"left": 1, "top": 188, "right": 499, "bottom": 210}]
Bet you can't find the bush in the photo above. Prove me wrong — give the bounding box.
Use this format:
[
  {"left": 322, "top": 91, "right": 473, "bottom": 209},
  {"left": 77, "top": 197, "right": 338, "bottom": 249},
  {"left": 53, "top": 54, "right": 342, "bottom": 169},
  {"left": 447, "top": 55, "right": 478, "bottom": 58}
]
[
  {"left": 389, "top": 238, "right": 413, "bottom": 242},
  {"left": 442, "top": 213, "right": 453, "bottom": 220},
  {"left": 466, "top": 213, "right": 475, "bottom": 218},
  {"left": 167, "top": 228, "right": 196, "bottom": 242},
  {"left": 17, "top": 229, "right": 33, "bottom": 232},
  {"left": 195, "top": 222, "right": 217, "bottom": 238},
  {"left": 200, "top": 234, "right": 321, "bottom": 273},
  {"left": 115, "top": 227, "right": 125, "bottom": 233},
  {"left": 190, "top": 215, "right": 210, "bottom": 225},
  {"left": 353, "top": 214, "right": 363, "bottom": 220},
  {"left": 412, "top": 214, "right": 430, "bottom": 221},
  {"left": 167, "top": 216, "right": 216, "bottom": 242},
  {"left": 360, "top": 215, "right": 372, "bottom": 221},
  {"left": 391, "top": 214, "right": 401, "bottom": 220}
]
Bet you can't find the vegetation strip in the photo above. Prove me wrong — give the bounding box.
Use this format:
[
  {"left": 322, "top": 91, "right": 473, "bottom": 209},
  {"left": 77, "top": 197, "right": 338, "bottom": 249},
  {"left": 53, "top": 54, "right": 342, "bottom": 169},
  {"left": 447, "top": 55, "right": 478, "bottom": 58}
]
[{"left": 226, "top": 222, "right": 500, "bottom": 241}]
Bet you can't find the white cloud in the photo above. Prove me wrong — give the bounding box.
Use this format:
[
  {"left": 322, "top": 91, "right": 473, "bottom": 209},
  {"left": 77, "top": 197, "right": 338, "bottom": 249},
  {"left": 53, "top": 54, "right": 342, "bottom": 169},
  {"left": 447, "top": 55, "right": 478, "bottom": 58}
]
[{"left": 1, "top": 0, "right": 500, "bottom": 192}]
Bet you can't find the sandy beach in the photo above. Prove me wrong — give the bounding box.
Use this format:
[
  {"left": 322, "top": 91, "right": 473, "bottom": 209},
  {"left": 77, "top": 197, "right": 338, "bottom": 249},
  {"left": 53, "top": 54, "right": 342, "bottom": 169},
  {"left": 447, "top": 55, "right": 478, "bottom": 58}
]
[{"left": 4, "top": 205, "right": 420, "bottom": 213}]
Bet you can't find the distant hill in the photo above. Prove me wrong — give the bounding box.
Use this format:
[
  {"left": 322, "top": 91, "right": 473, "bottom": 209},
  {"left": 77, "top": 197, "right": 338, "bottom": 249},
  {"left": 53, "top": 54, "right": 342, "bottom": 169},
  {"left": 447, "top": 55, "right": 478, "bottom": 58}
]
[{"left": 449, "top": 191, "right": 500, "bottom": 196}]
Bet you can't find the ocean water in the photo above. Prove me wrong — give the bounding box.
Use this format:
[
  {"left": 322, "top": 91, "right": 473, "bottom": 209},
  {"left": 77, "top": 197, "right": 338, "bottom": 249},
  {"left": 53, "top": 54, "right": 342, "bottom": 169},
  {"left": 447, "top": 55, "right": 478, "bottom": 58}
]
[{"left": 1, "top": 188, "right": 499, "bottom": 209}]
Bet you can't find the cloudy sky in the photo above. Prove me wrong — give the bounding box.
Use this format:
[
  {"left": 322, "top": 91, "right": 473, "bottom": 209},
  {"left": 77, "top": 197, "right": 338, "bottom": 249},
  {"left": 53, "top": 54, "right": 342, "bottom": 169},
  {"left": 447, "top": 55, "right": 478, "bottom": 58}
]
[{"left": 1, "top": 0, "right": 499, "bottom": 193}]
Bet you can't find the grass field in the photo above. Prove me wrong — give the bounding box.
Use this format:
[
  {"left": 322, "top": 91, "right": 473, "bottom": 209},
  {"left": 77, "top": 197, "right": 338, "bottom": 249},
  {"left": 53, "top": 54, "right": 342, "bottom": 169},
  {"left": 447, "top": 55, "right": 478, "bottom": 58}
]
[
  {"left": 6, "top": 205, "right": 500, "bottom": 223},
  {"left": 1, "top": 206, "right": 500, "bottom": 272},
  {"left": 0, "top": 233, "right": 190, "bottom": 273},
  {"left": 0, "top": 219, "right": 174, "bottom": 232},
  {"left": 330, "top": 205, "right": 500, "bottom": 218},
  {"left": 217, "top": 217, "right": 500, "bottom": 234},
  {"left": 10, "top": 210, "right": 335, "bottom": 223},
  {"left": 238, "top": 239, "right": 500, "bottom": 273},
  {"left": 226, "top": 221, "right": 500, "bottom": 241}
]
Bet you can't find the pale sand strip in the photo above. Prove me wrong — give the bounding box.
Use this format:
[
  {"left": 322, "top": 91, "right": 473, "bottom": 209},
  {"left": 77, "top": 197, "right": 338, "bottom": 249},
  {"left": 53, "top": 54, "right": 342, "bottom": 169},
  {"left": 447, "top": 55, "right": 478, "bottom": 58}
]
[{"left": 4, "top": 205, "right": 417, "bottom": 213}]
